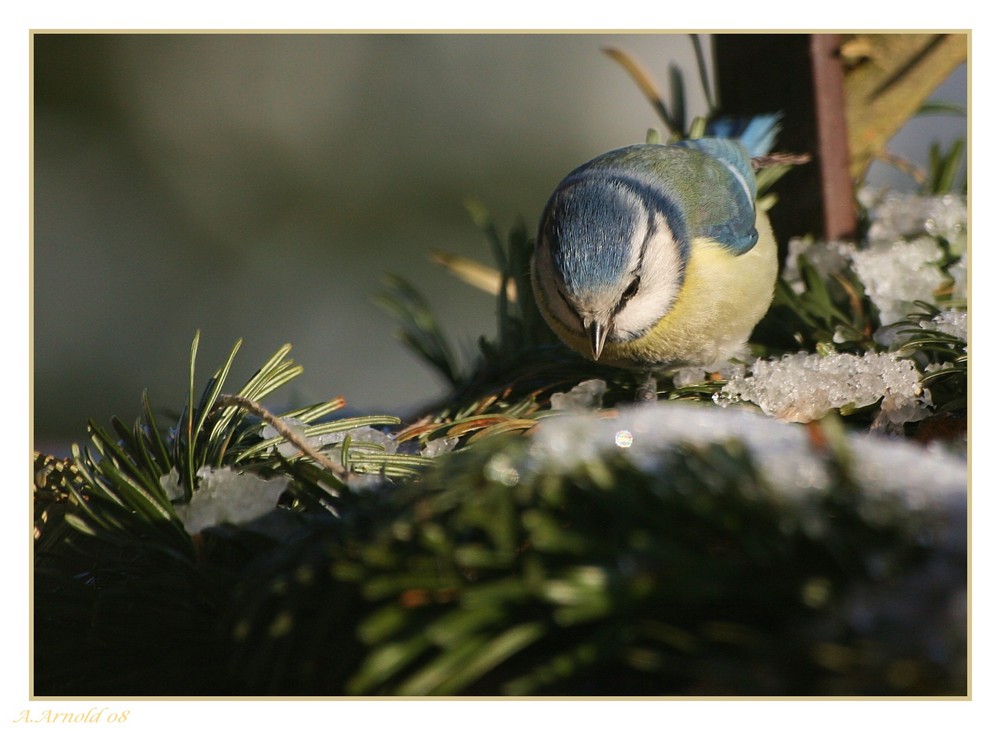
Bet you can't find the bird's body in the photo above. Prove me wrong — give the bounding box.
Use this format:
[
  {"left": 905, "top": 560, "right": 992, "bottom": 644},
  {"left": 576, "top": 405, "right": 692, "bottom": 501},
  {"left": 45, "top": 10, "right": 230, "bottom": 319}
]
[{"left": 531, "top": 137, "right": 778, "bottom": 371}]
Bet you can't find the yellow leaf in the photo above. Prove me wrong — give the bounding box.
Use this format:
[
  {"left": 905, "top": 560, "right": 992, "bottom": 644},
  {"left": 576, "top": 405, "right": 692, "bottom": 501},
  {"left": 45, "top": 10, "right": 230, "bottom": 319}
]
[
  {"left": 843, "top": 33, "right": 967, "bottom": 180},
  {"left": 429, "top": 249, "right": 517, "bottom": 301}
]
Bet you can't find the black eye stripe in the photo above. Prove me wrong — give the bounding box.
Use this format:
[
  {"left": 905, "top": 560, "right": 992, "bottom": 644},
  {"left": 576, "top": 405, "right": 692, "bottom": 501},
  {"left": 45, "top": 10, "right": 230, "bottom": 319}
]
[
  {"left": 555, "top": 287, "right": 586, "bottom": 330},
  {"left": 614, "top": 275, "right": 641, "bottom": 316}
]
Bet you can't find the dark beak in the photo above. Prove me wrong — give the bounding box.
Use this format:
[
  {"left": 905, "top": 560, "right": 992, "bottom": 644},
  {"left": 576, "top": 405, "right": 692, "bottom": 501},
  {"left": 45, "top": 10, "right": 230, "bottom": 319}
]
[{"left": 588, "top": 319, "right": 609, "bottom": 361}]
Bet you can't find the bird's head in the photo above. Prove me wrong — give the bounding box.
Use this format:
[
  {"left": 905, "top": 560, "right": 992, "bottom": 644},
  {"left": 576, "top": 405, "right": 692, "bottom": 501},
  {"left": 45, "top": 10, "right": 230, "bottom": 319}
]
[{"left": 534, "top": 171, "right": 688, "bottom": 360}]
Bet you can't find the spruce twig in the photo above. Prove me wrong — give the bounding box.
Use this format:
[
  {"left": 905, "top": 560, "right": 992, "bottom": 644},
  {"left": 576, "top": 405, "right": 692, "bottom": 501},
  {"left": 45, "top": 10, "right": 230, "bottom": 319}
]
[{"left": 214, "top": 394, "right": 348, "bottom": 484}]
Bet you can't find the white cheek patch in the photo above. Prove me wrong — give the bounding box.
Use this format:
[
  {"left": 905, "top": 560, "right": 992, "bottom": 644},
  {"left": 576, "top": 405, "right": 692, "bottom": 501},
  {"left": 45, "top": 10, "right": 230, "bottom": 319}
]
[{"left": 611, "top": 211, "right": 686, "bottom": 341}]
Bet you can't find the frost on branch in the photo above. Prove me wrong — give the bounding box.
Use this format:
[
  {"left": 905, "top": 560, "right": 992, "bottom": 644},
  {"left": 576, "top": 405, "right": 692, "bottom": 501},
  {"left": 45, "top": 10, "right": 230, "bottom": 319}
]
[
  {"left": 161, "top": 466, "right": 289, "bottom": 534},
  {"left": 716, "top": 351, "right": 931, "bottom": 428}
]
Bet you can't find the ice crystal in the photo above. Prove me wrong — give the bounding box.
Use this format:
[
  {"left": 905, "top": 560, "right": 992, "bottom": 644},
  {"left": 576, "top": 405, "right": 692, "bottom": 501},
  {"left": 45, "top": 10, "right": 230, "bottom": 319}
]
[
  {"left": 849, "top": 237, "right": 947, "bottom": 326},
  {"left": 161, "top": 466, "right": 289, "bottom": 534},
  {"left": 716, "top": 351, "right": 930, "bottom": 426},
  {"left": 550, "top": 378, "right": 607, "bottom": 411}
]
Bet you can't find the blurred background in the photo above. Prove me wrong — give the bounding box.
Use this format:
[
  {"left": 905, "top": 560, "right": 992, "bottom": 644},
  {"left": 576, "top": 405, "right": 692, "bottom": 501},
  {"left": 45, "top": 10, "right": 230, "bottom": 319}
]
[{"left": 32, "top": 33, "right": 967, "bottom": 450}]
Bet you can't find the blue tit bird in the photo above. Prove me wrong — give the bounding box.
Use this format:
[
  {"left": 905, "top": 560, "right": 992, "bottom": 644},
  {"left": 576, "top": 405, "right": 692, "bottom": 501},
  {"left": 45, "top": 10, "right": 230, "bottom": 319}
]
[{"left": 530, "top": 128, "right": 778, "bottom": 376}]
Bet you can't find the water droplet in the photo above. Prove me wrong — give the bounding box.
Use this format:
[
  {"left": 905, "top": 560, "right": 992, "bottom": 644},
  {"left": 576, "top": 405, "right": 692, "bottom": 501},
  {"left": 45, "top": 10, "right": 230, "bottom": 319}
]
[{"left": 614, "top": 430, "right": 633, "bottom": 448}]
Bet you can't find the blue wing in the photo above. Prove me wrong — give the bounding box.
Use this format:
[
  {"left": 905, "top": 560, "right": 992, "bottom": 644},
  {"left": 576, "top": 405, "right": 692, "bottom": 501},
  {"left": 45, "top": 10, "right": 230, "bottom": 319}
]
[{"left": 670, "top": 137, "right": 759, "bottom": 255}]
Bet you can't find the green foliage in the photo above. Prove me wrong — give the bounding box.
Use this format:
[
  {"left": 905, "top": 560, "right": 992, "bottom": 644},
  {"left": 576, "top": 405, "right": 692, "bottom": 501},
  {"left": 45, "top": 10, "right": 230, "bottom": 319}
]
[
  {"left": 763, "top": 260, "right": 875, "bottom": 356},
  {"left": 335, "top": 435, "right": 942, "bottom": 696},
  {"left": 55, "top": 334, "right": 430, "bottom": 542},
  {"left": 375, "top": 276, "right": 462, "bottom": 386},
  {"left": 925, "top": 138, "right": 966, "bottom": 194},
  {"left": 895, "top": 302, "right": 968, "bottom": 416},
  {"left": 40, "top": 420, "right": 962, "bottom": 696},
  {"left": 33, "top": 336, "right": 430, "bottom": 694}
]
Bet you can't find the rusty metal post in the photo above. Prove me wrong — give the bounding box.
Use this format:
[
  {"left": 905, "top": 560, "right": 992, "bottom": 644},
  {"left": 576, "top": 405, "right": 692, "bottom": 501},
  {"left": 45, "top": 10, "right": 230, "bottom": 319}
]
[{"left": 809, "top": 34, "right": 856, "bottom": 241}]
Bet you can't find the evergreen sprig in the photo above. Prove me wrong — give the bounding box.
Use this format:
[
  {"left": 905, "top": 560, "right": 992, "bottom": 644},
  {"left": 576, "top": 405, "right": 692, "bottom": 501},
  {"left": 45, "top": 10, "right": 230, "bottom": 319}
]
[
  {"left": 35, "top": 333, "right": 431, "bottom": 595},
  {"left": 219, "top": 426, "right": 964, "bottom": 696}
]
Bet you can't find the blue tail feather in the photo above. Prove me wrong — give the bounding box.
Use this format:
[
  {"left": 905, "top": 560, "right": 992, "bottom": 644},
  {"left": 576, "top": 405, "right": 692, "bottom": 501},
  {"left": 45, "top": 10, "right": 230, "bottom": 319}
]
[{"left": 706, "top": 113, "right": 783, "bottom": 157}]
